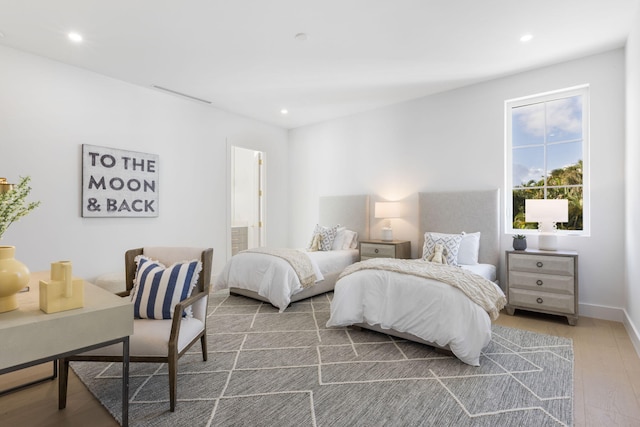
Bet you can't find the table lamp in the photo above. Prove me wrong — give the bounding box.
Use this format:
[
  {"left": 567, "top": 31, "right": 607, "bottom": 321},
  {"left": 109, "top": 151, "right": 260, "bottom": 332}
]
[
  {"left": 525, "top": 199, "right": 569, "bottom": 251},
  {"left": 375, "top": 201, "right": 403, "bottom": 241}
]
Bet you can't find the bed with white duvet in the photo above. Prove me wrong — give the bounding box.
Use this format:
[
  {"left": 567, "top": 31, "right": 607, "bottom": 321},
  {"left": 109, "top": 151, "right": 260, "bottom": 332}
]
[
  {"left": 326, "top": 190, "right": 505, "bottom": 366},
  {"left": 214, "top": 195, "right": 370, "bottom": 311},
  {"left": 216, "top": 247, "right": 360, "bottom": 311}
]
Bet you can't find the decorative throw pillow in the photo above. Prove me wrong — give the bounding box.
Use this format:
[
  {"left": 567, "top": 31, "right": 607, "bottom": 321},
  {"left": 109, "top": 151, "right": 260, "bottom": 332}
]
[
  {"left": 458, "top": 231, "right": 481, "bottom": 265},
  {"left": 422, "top": 232, "right": 463, "bottom": 266},
  {"left": 343, "top": 230, "right": 358, "bottom": 249},
  {"left": 331, "top": 226, "right": 347, "bottom": 250},
  {"left": 309, "top": 224, "right": 339, "bottom": 251},
  {"left": 131, "top": 255, "right": 202, "bottom": 319}
]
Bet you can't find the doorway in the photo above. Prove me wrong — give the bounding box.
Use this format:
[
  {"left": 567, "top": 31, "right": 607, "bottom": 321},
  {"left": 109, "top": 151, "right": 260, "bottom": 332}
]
[{"left": 230, "top": 146, "right": 265, "bottom": 255}]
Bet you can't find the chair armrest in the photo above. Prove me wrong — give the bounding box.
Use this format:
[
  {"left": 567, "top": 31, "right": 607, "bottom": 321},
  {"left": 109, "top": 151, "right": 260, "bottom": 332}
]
[
  {"left": 169, "top": 290, "right": 209, "bottom": 344},
  {"left": 174, "top": 290, "right": 207, "bottom": 315}
]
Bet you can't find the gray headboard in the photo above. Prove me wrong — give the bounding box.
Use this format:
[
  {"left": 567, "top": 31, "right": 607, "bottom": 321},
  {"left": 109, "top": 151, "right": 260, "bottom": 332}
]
[
  {"left": 418, "top": 189, "right": 500, "bottom": 266},
  {"left": 319, "top": 195, "right": 370, "bottom": 241}
]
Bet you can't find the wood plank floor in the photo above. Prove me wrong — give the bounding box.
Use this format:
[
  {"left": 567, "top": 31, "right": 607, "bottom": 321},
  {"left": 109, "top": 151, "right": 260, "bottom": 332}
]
[{"left": 1, "top": 310, "right": 639, "bottom": 426}]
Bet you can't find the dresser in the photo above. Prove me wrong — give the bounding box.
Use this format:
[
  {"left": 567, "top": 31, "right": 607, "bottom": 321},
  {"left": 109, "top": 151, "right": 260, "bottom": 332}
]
[
  {"left": 505, "top": 249, "right": 578, "bottom": 325},
  {"left": 360, "top": 240, "right": 411, "bottom": 260}
]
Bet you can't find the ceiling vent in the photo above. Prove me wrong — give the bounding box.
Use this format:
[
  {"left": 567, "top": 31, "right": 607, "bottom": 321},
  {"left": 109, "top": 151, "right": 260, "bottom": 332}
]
[{"left": 152, "top": 85, "right": 212, "bottom": 104}]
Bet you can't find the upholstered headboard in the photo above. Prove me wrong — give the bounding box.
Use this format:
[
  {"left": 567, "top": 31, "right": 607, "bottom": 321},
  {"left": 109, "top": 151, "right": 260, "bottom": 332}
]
[
  {"left": 319, "top": 195, "right": 370, "bottom": 242},
  {"left": 418, "top": 189, "right": 500, "bottom": 266}
]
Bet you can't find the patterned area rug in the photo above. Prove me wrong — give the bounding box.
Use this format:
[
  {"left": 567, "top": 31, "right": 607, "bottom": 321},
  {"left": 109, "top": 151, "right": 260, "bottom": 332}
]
[{"left": 72, "top": 292, "right": 573, "bottom": 426}]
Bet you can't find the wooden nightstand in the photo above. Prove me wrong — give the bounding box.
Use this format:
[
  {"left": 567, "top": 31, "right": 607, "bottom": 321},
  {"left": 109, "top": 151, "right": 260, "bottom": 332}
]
[
  {"left": 505, "top": 249, "right": 579, "bottom": 325},
  {"left": 359, "top": 240, "right": 411, "bottom": 261}
]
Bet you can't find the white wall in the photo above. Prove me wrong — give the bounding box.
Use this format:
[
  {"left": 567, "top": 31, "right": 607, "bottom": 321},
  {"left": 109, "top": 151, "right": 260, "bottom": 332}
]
[
  {"left": 0, "top": 45, "right": 289, "bottom": 281},
  {"left": 625, "top": 8, "right": 640, "bottom": 352},
  {"left": 289, "top": 49, "right": 626, "bottom": 320}
]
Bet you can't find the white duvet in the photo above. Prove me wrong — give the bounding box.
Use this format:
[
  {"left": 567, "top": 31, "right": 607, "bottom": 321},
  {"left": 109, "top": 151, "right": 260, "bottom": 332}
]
[
  {"left": 326, "top": 265, "right": 504, "bottom": 366},
  {"left": 215, "top": 249, "right": 359, "bottom": 311}
]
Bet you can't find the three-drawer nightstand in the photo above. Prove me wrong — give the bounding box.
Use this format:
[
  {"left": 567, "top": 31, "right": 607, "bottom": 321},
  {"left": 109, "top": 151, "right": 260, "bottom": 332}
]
[
  {"left": 359, "top": 240, "right": 411, "bottom": 261},
  {"left": 505, "top": 249, "right": 579, "bottom": 325}
]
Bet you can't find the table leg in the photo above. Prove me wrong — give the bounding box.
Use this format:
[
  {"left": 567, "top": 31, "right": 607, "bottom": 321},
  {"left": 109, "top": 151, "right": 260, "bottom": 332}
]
[
  {"left": 0, "top": 360, "right": 57, "bottom": 397},
  {"left": 122, "top": 336, "right": 129, "bottom": 427}
]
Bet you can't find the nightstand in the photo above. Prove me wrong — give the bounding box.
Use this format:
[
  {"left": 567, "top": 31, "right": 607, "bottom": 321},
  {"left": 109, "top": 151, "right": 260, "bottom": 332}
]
[
  {"left": 359, "top": 240, "right": 411, "bottom": 260},
  {"left": 505, "top": 249, "right": 578, "bottom": 325}
]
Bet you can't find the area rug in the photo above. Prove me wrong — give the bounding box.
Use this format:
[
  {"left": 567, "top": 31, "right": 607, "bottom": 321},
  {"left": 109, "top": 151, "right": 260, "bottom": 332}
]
[{"left": 72, "top": 292, "right": 573, "bottom": 426}]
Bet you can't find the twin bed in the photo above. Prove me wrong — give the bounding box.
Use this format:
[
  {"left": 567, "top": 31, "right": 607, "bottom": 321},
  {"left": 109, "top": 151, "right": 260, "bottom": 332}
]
[
  {"left": 215, "top": 190, "right": 505, "bottom": 366},
  {"left": 327, "top": 190, "right": 505, "bottom": 366},
  {"left": 215, "top": 194, "right": 370, "bottom": 311}
]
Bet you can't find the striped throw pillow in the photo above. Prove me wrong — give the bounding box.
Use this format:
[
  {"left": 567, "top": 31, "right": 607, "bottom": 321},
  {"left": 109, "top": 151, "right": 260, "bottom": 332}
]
[{"left": 131, "top": 255, "right": 202, "bottom": 319}]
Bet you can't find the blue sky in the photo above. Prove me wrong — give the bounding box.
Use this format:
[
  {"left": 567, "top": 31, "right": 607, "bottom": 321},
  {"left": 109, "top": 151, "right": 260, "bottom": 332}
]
[{"left": 512, "top": 95, "right": 582, "bottom": 186}]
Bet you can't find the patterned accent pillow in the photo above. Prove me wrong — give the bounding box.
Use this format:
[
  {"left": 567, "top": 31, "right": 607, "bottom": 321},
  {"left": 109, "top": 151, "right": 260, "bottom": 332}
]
[
  {"left": 422, "top": 232, "right": 463, "bottom": 266},
  {"left": 309, "top": 224, "right": 339, "bottom": 251},
  {"left": 131, "top": 255, "right": 202, "bottom": 319}
]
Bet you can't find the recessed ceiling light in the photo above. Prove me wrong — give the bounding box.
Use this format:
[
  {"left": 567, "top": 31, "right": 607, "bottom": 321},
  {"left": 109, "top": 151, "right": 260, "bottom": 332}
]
[
  {"left": 68, "top": 32, "right": 83, "bottom": 43},
  {"left": 294, "top": 33, "right": 308, "bottom": 42},
  {"left": 520, "top": 34, "right": 533, "bottom": 43},
  {"left": 280, "top": 109, "right": 289, "bottom": 115}
]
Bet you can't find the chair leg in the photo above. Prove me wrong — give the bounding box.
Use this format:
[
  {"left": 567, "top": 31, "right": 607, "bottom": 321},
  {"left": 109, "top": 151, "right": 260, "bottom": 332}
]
[
  {"left": 58, "top": 358, "right": 70, "bottom": 409},
  {"left": 201, "top": 333, "right": 208, "bottom": 361},
  {"left": 168, "top": 356, "right": 177, "bottom": 412}
]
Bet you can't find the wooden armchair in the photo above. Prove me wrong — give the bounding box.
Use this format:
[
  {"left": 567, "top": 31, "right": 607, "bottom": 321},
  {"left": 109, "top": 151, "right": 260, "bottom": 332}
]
[{"left": 60, "top": 247, "right": 213, "bottom": 412}]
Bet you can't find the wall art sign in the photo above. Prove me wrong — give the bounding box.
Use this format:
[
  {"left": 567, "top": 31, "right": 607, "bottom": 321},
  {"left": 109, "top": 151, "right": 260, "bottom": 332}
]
[{"left": 82, "top": 144, "right": 159, "bottom": 217}]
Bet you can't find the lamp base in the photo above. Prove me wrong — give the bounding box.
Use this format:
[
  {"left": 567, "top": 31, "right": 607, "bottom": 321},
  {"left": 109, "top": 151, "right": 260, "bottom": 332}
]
[
  {"left": 381, "top": 227, "right": 393, "bottom": 241},
  {"left": 538, "top": 233, "right": 558, "bottom": 251}
]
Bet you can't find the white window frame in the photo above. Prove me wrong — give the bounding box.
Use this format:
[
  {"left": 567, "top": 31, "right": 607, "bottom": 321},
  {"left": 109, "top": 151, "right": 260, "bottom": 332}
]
[{"left": 504, "top": 85, "right": 590, "bottom": 236}]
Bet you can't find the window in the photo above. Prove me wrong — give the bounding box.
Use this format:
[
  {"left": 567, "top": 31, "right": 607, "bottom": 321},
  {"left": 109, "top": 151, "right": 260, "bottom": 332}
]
[{"left": 505, "top": 85, "right": 589, "bottom": 235}]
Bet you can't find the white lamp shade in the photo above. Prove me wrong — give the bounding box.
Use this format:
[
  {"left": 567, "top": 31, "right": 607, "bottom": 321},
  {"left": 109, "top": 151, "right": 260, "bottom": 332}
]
[
  {"left": 374, "top": 202, "right": 403, "bottom": 219},
  {"left": 525, "top": 199, "right": 568, "bottom": 223}
]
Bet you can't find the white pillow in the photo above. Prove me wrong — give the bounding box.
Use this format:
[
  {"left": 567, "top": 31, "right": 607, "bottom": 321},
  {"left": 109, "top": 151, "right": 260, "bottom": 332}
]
[
  {"left": 458, "top": 231, "right": 481, "bottom": 265},
  {"left": 421, "top": 232, "right": 463, "bottom": 266},
  {"left": 331, "top": 226, "right": 347, "bottom": 250},
  {"left": 342, "top": 230, "right": 358, "bottom": 249}
]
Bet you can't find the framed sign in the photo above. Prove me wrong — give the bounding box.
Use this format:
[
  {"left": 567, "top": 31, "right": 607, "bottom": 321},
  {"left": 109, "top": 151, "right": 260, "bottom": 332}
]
[{"left": 82, "top": 144, "right": 159, "bottom": 217}]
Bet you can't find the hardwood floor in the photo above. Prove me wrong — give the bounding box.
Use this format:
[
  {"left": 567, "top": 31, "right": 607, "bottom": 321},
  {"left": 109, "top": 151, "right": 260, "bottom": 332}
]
[
  {"left": 1, "top": 310, "right": 639, "bottom": 426},
  {"left": 495, "top": 311, "right": 640, "bottom": 426}
]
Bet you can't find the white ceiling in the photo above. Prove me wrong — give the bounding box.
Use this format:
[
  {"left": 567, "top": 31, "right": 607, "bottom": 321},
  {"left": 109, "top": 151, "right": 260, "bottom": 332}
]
[{"left": 0, "top": 0, "right": 638, "bottom": 129}]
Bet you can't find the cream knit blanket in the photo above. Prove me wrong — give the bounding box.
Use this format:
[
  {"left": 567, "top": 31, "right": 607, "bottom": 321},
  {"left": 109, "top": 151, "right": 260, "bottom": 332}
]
[
  {"left": 339, "top": 258, "right": 506, "bottom": 320},
  {"left": 243, "top": 247, "right": 317, "bottom": 288}
]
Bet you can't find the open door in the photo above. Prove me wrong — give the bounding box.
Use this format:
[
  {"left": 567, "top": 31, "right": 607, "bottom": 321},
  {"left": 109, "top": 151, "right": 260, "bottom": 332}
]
[{"left": 230, "top": 146, "right": 264, "bottom": 255}]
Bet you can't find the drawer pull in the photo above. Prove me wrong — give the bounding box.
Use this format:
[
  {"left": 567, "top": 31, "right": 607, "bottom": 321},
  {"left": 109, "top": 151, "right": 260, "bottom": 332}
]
[
  {"left": 374, "top": 248, "right": 379, "bottom": 254},
  {"left": 536, "top": 297, "right": 543, "bottom": 304},
  {"left": 536, "top": 280, "right": 543, "bottom": 286},
  {"left": 536, "top": 261, "right": 543, "bottom": 268}
]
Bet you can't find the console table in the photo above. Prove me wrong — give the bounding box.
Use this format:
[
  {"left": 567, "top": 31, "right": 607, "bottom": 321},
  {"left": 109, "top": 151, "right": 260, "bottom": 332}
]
[{"left": 0, "top": 272, "right": 133, "bottom": 426}]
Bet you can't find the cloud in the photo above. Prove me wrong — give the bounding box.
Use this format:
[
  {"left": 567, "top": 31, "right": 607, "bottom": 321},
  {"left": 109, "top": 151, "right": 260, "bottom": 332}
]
[
  {"left": 515, "top": 97, "right": 581, "bottom": 138},
  {"left": 513, "top": 163, "right": 544, "bottom": 186}
]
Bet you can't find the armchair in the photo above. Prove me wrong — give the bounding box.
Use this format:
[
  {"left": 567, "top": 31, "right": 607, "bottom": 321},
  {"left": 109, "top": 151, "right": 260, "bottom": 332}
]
[{"left": 59, "top": 246, "right": 213, "bottom": 412}]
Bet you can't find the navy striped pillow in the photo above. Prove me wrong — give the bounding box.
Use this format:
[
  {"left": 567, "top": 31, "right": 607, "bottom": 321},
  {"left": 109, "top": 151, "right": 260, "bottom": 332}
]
[{"left": 131, "top": 256, "right": 202, "bottom": 319}]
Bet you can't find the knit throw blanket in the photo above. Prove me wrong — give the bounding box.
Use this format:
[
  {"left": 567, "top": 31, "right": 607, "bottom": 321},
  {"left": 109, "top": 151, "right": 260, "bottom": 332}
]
[
  {"left": 243, "top": 247, "right": 317, "bottom": 288},
  {"left": 340, "top": 258, "right": 506, "bottom": 320}
]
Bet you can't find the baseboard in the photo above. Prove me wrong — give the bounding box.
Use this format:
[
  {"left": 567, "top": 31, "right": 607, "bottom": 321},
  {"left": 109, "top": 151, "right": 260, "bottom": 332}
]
[
  {"left": 578, "top": 302, "right": 625, "bottom": 322},
  {"left": 623, "top": 310, "right": 640, "bottom": 359}
]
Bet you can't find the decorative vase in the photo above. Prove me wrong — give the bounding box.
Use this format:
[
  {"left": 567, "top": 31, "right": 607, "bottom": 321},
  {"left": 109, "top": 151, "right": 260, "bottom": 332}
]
[
  {"left": 513, "top": 238, "right": 527, "bottom": 251},
  {"left": 0, "top": 246, "right": 31, "bottom": 313}
]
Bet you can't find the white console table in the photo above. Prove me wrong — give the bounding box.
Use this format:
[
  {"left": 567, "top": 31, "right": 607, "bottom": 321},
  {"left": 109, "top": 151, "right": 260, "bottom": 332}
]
[{"left": 0, "top": 272, "right": 133, "bottom": 426}]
